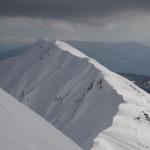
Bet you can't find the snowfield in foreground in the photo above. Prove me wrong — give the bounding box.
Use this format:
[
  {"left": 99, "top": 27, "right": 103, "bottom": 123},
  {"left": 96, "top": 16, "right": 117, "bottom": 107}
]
[
  {"left": 0, "top": 39, "right": 150, "bottom": 150},
  {"left": 0, "top": 88, "right": 82, "bottom": 150}
]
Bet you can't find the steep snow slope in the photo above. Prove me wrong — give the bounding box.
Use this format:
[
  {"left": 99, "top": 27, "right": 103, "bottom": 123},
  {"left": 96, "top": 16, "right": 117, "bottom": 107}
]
[
  {"left": 0, "top": 88, "right": 82, "bottom": 150},
  {"left": 0, "top": 39, "right": 150, "bottom": 150}
]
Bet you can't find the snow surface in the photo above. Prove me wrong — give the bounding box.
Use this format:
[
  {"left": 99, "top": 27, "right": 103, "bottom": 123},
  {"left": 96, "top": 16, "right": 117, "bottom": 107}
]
[
  {"left": 0, "top": 39, "right": 150, "bottom": 150},
  {"left": 0, "top": 88, "right": 82, "bottom": 150}
]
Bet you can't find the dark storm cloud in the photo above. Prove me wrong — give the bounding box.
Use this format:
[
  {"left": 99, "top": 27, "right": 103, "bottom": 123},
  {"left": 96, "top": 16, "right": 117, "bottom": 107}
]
[{"left": 0, "top": 0, "right": 150, "bottom": 21}]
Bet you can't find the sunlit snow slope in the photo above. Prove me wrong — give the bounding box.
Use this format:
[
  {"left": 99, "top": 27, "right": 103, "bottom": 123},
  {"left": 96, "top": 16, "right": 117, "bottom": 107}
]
[
  {"left": 0, "top": 39, "right": 150, "bottom": 150},
  {"left": 0, "top": 88, "right": 82, "bottom": 150}
]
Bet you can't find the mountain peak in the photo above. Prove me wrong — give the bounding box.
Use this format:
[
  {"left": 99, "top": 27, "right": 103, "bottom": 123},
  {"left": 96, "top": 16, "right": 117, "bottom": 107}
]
[
  {"left": 36, "top": 38, "right": 49, "bottom": 46},
  {"left": 0, "top": 40, "right": 150, "bottom": 150}
]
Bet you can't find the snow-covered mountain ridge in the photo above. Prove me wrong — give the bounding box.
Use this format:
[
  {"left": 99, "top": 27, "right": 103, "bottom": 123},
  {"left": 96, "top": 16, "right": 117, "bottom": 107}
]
[
  {"left": 0, "top": 88, "right": 82, "bottom": 150},
  {"left": 0, "top": 39, "right": 150, "bottom": 150}
]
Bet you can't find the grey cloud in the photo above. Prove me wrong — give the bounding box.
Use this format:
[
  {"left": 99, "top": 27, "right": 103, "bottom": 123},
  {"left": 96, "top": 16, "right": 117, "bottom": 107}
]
[{"left": 1, "top": 0, "right": 150, "bottom": 21}]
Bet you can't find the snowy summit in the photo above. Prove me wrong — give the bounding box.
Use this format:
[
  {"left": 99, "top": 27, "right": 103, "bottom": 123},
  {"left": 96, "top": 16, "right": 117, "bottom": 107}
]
[{"left": 0, "top": 39, "right": 150, "bottom": 150}]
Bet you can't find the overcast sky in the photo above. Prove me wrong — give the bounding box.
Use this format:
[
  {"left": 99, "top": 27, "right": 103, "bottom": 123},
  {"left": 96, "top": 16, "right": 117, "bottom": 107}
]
[{"left": 1, "top": 0, "right": 150, "bottom": 48}]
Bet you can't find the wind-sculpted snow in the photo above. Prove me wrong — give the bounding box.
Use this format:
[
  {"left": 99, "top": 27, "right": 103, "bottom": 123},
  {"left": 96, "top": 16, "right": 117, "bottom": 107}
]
[
  {"left": 0, "top": 39, "right": 150, "bottom": 150},
  {"left": 0, "top": 88, "right": 82, "bottom": 150},
  {"left": 92, "top": 72, "right": 150, "bottom": 150}
]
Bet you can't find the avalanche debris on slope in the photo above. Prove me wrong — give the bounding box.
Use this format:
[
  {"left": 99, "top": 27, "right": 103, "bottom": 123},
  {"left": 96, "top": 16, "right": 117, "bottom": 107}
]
[{"left": 0, "top": 39, "right": 150, "bottom": 150}]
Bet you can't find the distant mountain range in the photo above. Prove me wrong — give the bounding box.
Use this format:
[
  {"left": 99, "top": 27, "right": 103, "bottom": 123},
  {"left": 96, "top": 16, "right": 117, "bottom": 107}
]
[
  {"left": 68, "top": 41, "right": 150, "bottom": 75},
  {"left": 0, "top": 43, "right": 34, "bottom": 60}
]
